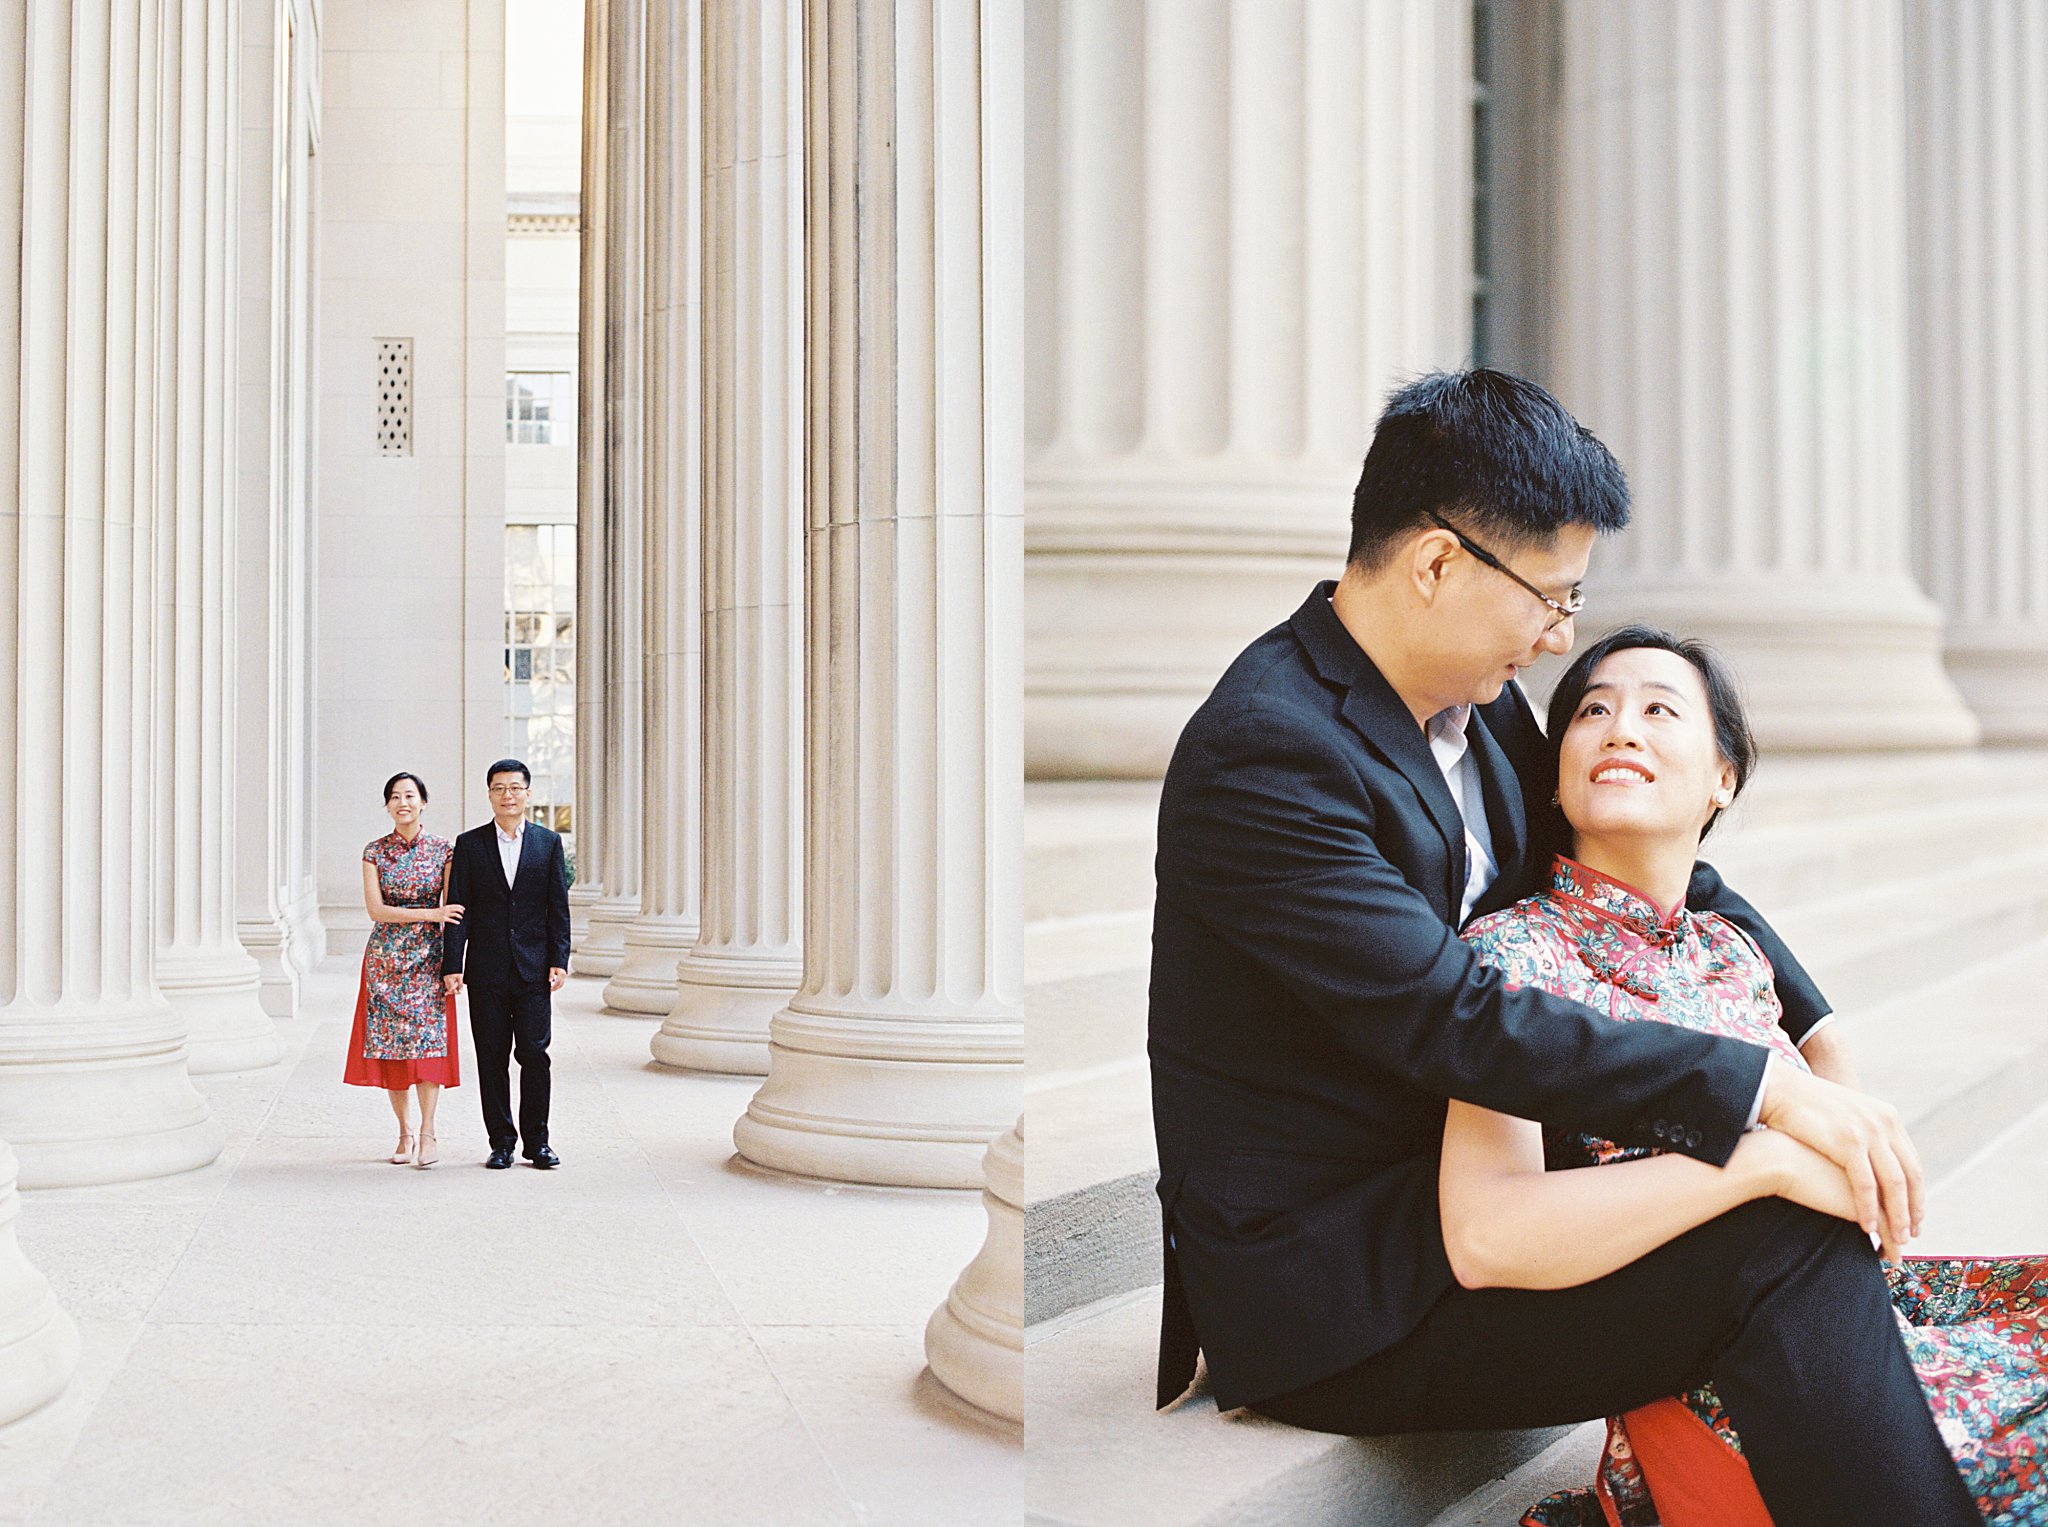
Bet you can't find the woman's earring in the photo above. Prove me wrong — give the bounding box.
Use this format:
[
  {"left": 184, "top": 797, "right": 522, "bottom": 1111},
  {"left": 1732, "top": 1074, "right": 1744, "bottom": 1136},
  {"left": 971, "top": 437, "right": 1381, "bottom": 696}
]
[
  {"left": 1550, "top": 791, "right": 1561, "bottom": 807},
  {"left": 1712, "top": 791, "right": 1732, "bottom": 808}
]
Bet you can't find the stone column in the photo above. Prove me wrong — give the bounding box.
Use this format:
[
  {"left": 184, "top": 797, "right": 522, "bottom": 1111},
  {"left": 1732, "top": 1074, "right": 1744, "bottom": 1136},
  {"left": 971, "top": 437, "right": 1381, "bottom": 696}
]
[
  {"left": 1548, "top": 0, "right": 1977, "bottom": 750},
  {"left": 156, "top": 0, "right": 283, "bottom": 1074},
  {"left": 0, "top": 1140, "right": 77, "bottom": 1425},
  {"left": 1905, "top": 3, "right": 2048, "bottom": 740},
  {"left": 234, "top": 0, "right": 323, "bottom": 1021},
  {"left": 653, "top": 0, "right": 803, "bottom": 1073},
  {"left": 734, "top": 0, "right": 1024, "bottom": 1189},
  {"left": 925, "top": 1116, "right": 1023, "bottom": 1423},
  {"left": 570, "top": 0, "right": 609, "bottom": 947},
  {"left": 1023, "top": 0, "right": 1473, "bottom": 778},
  {"left": 0, "top": 0, "right": 224, "bottom": 1186},
  {"left": 574, "top": 0, "right": 646, "bottom": 979},
  {"left": 605, "top": 0, "right": 702, "bottom": 1014}
]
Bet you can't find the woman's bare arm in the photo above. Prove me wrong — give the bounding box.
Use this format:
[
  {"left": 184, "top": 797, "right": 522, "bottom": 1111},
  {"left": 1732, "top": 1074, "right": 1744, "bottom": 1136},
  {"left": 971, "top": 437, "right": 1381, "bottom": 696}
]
[
  {"left": 361, "top": 860, "right": 458, "bottom": 925},
  {"left": 1438, "top": 1100, "right": 1865, "bottom": 1290},
  {"left": 1796, "top": 1023, "right": 1861, "bottom": 1090}
]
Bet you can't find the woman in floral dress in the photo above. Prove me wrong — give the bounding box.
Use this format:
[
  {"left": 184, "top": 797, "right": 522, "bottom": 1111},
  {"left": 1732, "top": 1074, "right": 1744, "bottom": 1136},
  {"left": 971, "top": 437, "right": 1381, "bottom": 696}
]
[
  {"left": 344, "top": 772, "right": 463, "bottom": 1167},
  {"left": 1445, "top": 626, "right": 2048, "bottom": 1527}
]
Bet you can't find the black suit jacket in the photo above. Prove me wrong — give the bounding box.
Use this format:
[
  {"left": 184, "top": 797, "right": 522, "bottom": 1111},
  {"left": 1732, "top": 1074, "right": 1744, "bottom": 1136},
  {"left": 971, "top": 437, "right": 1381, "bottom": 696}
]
[
  {"left": 441, "top": 821, "right": 572, "bottom": 986},
  {"left": 1149, "top": 585, "right": 1829, "bottom": 1411}
]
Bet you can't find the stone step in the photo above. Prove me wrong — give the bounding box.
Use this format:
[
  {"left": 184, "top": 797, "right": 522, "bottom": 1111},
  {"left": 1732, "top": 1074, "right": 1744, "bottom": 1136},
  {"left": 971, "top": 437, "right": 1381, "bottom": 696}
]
[{"left": 1024, "top": 1288, "right": 1579, "bottom": 1527}]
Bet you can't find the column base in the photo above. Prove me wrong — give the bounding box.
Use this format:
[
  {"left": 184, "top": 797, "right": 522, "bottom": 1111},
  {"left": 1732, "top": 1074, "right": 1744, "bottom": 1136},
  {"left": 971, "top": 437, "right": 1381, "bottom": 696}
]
[
  {"left": 925, "top": 1120, "right": 1023, "bottom": 1424},
  {"left": 1944, "top": 626, "right": 2048, "bottom": 743},
  {"left": 569, "top": 882, "right": 600, "bottom": 945},
  {"left": 237, "top": 914, "right": 302, "bottom": 1020},
  {"left": 160, "top": 945, "right": 286, "bottom": 1074},
  {"left": 1592, "top": 576, "right": 1982, "bottom": 751},
  {"left": 733, "top": 1008, "right": 1023, "bottom": 1189},
  {"left": 570, "top": 896, "right": 637, "bottom": 978},
  {"left": 650, "top": 948, "right": 801, "bottom": 1075},
  {"left": 602, "top": 916, "right": 699, "bottom": 1014},
  {"left": 0, "top": 1003, "right": 224, "bottom": 1188},
  {"left": 0, "top": 1144, "right": 79, "bottom": 1426},
  {"left": 1026, "top": 543, "right": 1336, "bottom": 779}
]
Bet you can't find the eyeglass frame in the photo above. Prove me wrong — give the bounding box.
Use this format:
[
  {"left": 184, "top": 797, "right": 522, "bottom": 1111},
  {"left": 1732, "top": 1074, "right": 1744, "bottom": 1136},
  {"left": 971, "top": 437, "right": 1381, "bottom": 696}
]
[
  {"left": 487, "top": 780, "right": 531, "bottom": 796},
  {"left": 1421, "top": 510, "right": 1586, "bottom": 631}
]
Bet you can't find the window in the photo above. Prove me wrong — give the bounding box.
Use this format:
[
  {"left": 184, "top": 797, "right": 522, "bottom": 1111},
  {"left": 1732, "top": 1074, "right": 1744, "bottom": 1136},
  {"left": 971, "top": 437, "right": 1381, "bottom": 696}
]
[
  {"left": 504, "top": 523, "right": 577, "bottom": 838},
  {"left": 506, "top": 371, "right": 573, "bottom": 445}
]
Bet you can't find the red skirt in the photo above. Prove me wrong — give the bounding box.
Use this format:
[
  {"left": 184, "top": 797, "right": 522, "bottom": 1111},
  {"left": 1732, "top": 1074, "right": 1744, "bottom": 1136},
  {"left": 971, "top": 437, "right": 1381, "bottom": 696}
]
[{"left": 341, "top": 961, "right": 460, "bottom": 1089}]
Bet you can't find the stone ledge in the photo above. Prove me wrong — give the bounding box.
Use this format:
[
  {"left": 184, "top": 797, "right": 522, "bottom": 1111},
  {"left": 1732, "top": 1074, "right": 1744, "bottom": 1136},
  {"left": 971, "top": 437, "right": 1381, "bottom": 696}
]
[{"left": 1028, "top": 1289, "right": 1575, "bottom": 1527}]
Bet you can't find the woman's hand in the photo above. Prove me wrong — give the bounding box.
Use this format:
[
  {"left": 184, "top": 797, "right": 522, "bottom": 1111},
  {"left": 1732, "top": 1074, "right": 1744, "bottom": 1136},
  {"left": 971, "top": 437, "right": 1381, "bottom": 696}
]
[
  {"left": 1735, "top": 1127, "right": 1899, "bottom": 1257},
  {"left": 429, "top": 903, "right": 464, "bottom": 925}
]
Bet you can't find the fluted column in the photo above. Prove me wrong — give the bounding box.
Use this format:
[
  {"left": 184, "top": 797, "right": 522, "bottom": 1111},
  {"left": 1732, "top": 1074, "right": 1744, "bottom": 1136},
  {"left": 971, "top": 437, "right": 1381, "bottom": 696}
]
[
  {"left": 653, "top": 0, "right": 803, "bottom": 1073},
  {"left": 734, "top": 0, "right": 1024, "bottom": 1189},
  {"left": 234, "top": 0, "right": 323, "bottom": 1021},
  {"left": 570, "top": 0, "right": 610, "bottom": 948},
  {"left": 0, "top": 1141, "right": 77, "bottom": 1424},
  {"left": 605, "top": 0, "right": 702, "bottom": 1014},
  {"left": 1024, "top": 0, "right": 1472, "bottom": 778},
  {"left": 1549, "top": 0, "right": 1977, "bottom": 750},
  {"left": 926, "top": 1116, "right": 1023, "bottom": 1423},
  {"left": 0, "top": 0, "right": 224, "bottom": 1186},
  {"left": 574, "top": 0, "right": 646, "bottom": 979},
  {"left": 1907, "top": 2, "right": 2048, "bottom": 740},
  {"left": 156, "top": 0, "right": 282, "bottom": 1074}
]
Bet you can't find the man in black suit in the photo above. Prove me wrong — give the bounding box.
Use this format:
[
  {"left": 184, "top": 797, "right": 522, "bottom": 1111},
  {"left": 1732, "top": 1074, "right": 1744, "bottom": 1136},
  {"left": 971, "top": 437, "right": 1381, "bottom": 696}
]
[
  {"left": 442, "top": 758, "right": 571, "bottom": 1170},
  {"left": 1149, "top": 371, "right": 1976, "bottom": 1524}
]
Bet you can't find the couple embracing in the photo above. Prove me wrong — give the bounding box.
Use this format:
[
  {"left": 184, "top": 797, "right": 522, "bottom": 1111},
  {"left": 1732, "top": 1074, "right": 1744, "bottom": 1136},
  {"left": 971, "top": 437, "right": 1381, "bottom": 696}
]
[{"left": 1150, "top": 371, "right": 2047, "bottom": 1524}]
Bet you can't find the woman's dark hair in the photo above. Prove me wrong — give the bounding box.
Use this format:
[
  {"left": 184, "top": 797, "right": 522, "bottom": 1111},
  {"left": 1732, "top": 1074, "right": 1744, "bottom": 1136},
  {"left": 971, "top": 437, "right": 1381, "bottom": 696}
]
[
  {"left": 1348, "top": 368, "right": 1631, "bottom": 571},
  {"left": 1543, "top": 625, "right": 1757, "bottom": 844},
  {"left": 383, "top": 771, "right": 429, "bottom": 804}
]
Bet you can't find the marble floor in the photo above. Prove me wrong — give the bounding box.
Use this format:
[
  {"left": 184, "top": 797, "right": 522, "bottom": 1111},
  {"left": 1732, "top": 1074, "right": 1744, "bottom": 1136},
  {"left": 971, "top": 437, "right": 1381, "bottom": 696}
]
[{"left": 1, "top": 960, "right": 1021, "bottom": 1527}]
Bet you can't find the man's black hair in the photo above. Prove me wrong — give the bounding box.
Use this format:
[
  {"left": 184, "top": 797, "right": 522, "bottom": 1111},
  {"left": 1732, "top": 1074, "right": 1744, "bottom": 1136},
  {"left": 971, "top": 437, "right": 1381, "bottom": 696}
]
[
  {"left": 485, "top": 758, "right": 532, "bottom": 786},
  {"left": 382, "top": 771, "right": 429, "bottom": 804},
  {"left": 1543, "top": 624, "right": 1757, "bottom": 845},
  {"left": 1348, "top": 368, "right": 1630, "bottom": 571}
]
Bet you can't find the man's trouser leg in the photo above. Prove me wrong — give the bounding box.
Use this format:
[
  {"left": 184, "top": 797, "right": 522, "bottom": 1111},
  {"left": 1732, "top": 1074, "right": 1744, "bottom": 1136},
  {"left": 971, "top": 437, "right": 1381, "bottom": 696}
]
[
  {"left": 508, "top": 982, "right": 552, "bottom": 1152},
  {"left": 467, "top": 984, "right": 517, "bottom": 1151},
  {"left": 1254, "top": 1198, "right": 1979, "bottom": 1527}
]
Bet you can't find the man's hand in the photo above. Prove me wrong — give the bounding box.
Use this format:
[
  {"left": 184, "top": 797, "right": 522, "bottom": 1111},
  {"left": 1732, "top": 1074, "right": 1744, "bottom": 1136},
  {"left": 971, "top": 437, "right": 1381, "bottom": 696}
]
[
  {"left": 444, "top": 974, "right": 464, "bottom": 996},
  {"left": 1757, "top": 1057, "right": 1921, "bottom": 1249},
  {"left": 548, "top": 967, "right": 567, "bottom": 993}
]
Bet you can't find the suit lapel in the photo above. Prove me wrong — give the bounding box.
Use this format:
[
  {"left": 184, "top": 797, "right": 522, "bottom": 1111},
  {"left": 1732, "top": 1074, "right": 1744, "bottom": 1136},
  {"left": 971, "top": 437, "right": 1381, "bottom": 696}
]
[
  {"left": 510, "top": 825, "right": 542, "bottom": 894},
  {"left": 1290, "top": 588, "right": 1466, "bottom": 908},
  {"left": 1465, "top": 703, "right": 1528, "bottom": 877}
]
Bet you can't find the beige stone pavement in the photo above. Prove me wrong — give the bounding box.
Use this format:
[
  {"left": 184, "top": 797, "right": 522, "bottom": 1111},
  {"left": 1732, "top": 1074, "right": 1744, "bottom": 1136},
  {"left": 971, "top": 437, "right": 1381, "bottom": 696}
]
[{"left": 0, "top": 959, "right": 1021, "bottom": 1527}]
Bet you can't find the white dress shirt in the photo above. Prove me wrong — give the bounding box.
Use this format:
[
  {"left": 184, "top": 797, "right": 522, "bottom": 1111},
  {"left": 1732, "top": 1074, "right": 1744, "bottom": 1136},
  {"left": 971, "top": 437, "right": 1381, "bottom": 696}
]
[
  {"left": 1425, "top": 704, "right": 1499, "bottom": 925},
  {"left": 495, "top": 819, "right": 525, "bottom": 888}
]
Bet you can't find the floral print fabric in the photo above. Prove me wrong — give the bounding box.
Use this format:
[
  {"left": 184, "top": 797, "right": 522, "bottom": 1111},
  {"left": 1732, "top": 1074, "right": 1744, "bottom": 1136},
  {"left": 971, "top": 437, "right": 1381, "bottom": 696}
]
[
  {"left": 1466, "top": 856, "right": 2048, "bottom": 1527},
  {"left": 361, "top": 832, "right": 454, "bottom": 1061}
]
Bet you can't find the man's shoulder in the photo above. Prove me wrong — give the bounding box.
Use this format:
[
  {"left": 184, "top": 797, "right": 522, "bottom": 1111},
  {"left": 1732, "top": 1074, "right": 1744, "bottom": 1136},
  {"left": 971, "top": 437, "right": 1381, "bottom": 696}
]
[{"left": 1179, "top": 622, "right": 1342, "bottom": 754}]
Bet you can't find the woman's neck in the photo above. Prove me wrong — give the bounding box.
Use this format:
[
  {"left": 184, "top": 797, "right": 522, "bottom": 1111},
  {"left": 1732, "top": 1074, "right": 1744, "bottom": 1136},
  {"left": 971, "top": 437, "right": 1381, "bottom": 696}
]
[
  {"left": 1567, "top": 835, "right": 1694, "bottom": 919},
  {"left": 393, "top": 822, "right": 423, "bottom": 842}
]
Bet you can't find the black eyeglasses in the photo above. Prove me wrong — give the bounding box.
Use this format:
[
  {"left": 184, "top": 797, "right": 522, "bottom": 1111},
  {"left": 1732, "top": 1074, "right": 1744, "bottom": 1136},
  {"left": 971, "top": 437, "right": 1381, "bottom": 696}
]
[{"left": 1423, "top": 510, "right": 1585, "bottom": 631}]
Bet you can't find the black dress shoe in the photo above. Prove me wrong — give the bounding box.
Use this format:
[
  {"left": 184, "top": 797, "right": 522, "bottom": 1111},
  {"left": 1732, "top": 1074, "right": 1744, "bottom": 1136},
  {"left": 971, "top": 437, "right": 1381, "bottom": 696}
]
[
  {"left": 526, "top": 1145, "right": 560, "bottom": 1169},
  {"left": 485, "top": 1147, "right": 515, "bottom": 1170}
]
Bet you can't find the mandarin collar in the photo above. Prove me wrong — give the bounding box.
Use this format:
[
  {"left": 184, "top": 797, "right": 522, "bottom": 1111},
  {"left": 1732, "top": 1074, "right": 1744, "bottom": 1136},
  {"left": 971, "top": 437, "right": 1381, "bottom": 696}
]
[{"left": 1551, "top": 855, "right": 1688, "bottom": 944}]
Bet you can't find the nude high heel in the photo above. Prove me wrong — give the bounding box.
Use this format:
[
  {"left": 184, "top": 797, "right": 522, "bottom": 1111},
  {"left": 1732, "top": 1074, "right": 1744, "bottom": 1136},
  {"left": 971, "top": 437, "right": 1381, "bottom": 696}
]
[
  {"left": 390, "top": 1130, "right": 415, "bottom": 1165},
  {"left": 414, "top": 1129, "right": 439, "bottom": 1169}
]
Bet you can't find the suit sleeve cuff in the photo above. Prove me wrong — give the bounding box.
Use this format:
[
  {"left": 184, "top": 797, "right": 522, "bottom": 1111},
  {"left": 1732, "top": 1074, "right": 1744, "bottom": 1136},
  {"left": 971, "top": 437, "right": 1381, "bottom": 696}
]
[
  {"left": 1745, "top": 1063, "right": 1771, "bottom": 1131},
  {"left": 1794, "top": 1012, "right": 1837, "bottom": 1049}
]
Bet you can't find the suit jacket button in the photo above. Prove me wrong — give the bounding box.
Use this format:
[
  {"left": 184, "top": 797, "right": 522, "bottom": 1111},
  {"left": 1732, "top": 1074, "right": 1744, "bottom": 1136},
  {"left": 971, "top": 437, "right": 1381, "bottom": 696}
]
[
  {"left": 1651, "top": 1119, "right": 1668, "bottom": 1139},
  {"left": 1685, "top": 1129, "right": 1702, "bottom": 1149}
]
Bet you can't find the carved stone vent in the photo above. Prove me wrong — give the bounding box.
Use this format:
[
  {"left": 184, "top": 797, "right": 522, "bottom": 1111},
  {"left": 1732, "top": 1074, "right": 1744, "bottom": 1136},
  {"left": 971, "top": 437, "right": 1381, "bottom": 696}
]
[{"left": 375, "top": 339, "right": 413, "bottom": 456}]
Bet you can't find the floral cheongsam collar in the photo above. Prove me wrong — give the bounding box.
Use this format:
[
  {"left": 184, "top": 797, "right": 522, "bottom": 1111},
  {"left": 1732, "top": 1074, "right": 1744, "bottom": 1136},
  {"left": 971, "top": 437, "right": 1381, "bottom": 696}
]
[{"left": 1550, "top": 855, "right": 1688, "bottom": 949}]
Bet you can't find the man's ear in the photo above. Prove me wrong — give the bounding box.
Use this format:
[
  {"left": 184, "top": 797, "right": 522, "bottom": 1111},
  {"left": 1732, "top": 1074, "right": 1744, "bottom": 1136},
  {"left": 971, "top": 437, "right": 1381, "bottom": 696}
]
[{"left": 1410, "top": 528, "right": 1459, "bottom": 606}]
